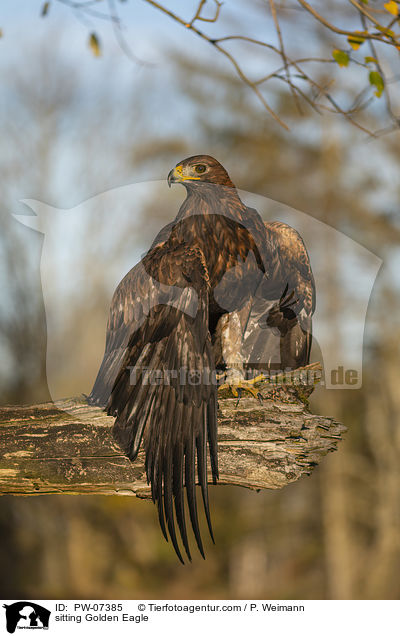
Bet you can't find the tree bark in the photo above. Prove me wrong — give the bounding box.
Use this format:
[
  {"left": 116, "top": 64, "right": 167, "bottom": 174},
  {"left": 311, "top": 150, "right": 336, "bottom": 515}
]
[{"left": 0, "top": 367, "right": 345, "bottom": 498}]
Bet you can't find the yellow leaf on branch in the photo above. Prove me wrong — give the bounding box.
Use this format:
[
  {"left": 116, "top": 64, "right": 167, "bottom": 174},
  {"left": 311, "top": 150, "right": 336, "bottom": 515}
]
[
  {"left": 347, "top": 31, "right": 366, "bottom": 50},
  {"left": 369, "top": 70, "right": 384, "bottom": 98},
  {"left": 384, "top": 1, "right": 399, "bottom": 16},
  {"left": 89, "top": 32, "right": 101, "bottom": 58},
  {"left": 332, "top": 49, "right": 350, "bottom": 67}
]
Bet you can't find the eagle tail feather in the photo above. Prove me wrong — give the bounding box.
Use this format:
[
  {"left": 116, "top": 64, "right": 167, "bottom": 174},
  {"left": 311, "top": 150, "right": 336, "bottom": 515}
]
[
  {"left": 196, "top": 413, "right": 214, "bottom": 543},
  {"left": 173, "top": 403, "right": 192, "bottom": 561},
  {"left": 184, "top": 422, "right": 205, "bottom": 559},
  {"left": 207, "top": 395, "right": 219, "bottom": 484}
]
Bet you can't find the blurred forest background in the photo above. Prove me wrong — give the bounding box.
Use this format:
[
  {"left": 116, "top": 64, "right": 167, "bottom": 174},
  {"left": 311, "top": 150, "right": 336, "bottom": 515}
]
[{"left": 1, "top": 1, "right": 400, "bottom": 600}]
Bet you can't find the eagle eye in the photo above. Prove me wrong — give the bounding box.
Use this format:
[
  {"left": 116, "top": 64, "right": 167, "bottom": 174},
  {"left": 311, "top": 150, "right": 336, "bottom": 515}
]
[{"left": 194, "top": 164, "right": 206, "bottom": 174}]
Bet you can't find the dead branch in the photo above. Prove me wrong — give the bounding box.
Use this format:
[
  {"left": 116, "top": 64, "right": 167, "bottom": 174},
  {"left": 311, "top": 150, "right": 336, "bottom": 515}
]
[{"left": 0, "top": 366, "right": 346, "bottom": 498}]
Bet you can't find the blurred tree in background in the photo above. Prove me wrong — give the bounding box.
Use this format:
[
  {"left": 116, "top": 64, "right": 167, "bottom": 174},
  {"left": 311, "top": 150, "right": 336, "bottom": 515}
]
[{"left": 0, "top": 1, "right": 400, "bottom": 600}]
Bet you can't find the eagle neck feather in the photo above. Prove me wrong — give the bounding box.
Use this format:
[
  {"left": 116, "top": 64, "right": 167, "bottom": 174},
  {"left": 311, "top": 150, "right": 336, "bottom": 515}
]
[{"left": 176, "top": 184, "right": 245, "bottom": 223}]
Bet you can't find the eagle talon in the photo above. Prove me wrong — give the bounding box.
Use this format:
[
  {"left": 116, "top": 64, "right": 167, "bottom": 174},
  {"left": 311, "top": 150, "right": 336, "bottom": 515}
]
[{"left": 218, "top": 373, "right": 266, "bottom": 402}]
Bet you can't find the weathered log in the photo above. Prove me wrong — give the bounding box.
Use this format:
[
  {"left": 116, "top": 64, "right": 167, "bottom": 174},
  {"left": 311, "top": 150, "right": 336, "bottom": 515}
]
[{"left": 0, "top": 365, "right": 346, "bottom": 497}]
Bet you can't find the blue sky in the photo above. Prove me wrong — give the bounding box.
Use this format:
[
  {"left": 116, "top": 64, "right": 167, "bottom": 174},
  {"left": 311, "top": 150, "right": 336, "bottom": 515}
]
[{"left": 1, "top": 1, "right": 266, "bottom": 58}]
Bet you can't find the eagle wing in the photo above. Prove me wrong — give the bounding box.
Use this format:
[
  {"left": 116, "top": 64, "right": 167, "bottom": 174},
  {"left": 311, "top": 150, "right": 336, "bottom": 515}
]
[
  {"left": 264, "top": 221, "right": 315, "bottom": 367},
  {"left": 89, "top": 242, "right": 218, "bottom": 563},
  {"left": 265, "top": 221, "right": 315, "bottom": 318},
  {"left": 222, "top": 218, "right": 315, "bottom": 372}
]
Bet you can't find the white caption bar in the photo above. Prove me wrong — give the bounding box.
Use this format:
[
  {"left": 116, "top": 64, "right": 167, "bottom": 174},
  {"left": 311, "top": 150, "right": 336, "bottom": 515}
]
[{"left": 1, "top": 599, "right": 398, "bottom": 635}]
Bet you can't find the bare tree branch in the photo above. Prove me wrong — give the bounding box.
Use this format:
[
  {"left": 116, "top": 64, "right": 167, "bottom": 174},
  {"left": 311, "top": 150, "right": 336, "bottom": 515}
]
[
  {"left": 51, "top": 0, "right": 400, "bottom": 134},
  {"left": 268, "top": 0, "right": 303, "bottom": 114},
  {"left": 0, "top": 377, "right": 346, "bottom": 497},
  {"left": 189, "top": 0, "right": 223, "bottom": 26},
  {"left": 297, "top": 0, "right": 399, "bottom": 47}
]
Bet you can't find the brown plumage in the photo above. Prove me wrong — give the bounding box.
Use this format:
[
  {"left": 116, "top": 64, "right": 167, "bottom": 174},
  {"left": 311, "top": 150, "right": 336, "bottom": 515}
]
[{"left": 89, "top": 155, "right": 315, "bottom": 562}]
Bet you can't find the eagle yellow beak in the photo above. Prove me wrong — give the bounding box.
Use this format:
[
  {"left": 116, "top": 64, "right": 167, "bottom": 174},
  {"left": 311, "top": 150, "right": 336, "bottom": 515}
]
[
  {"left": 167, "top": 165, "right": 183, "bottom": 187},
  {"left": 167, "top": 164, "right": 201, "bottom": 187}
]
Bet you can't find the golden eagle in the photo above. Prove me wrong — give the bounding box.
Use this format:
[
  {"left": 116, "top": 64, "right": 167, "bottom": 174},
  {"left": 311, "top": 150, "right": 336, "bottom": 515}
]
[{"left": 89, "top": 155, "right": 315, "bottom": 562}]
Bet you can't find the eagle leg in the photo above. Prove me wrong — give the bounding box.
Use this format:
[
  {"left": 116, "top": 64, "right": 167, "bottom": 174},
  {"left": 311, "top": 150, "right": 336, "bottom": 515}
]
[{"left": 214, "top": 312, "right": 265, "bottom": 402}]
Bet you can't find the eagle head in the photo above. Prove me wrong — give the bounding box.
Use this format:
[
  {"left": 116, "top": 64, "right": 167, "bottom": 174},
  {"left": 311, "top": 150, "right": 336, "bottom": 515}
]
[{"left": 167, "top": 155, "right": 235, "bottom": 189}]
